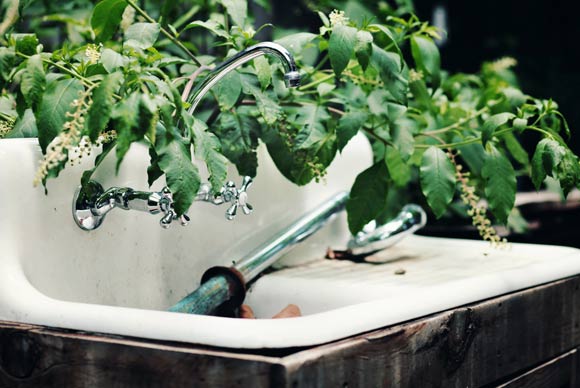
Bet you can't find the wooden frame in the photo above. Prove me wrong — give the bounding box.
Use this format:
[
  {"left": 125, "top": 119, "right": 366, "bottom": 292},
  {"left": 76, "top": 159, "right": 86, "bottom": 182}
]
[{"left": 2, "top": 275, "right": 580, "bottom": 387}]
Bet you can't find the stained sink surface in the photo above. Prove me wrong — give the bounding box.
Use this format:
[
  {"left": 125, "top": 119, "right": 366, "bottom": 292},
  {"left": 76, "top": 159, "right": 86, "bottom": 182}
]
[{"left": 1, "top": 138, "right": 580, "bottom": 349}]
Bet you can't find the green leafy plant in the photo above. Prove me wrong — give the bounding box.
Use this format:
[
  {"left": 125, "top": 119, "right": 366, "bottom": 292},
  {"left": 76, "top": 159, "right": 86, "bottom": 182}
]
[{"left": 1, "top": 0, "right": 579, "bottom": 244}]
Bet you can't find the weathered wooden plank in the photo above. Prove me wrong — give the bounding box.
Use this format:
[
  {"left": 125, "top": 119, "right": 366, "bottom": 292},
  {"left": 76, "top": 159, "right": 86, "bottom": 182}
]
[
  {"left": 495, "top": 348, "right": 577, "bottom": 387},
  {"left": 278, "top": 276, "right": 580, "bottom": 388},
  {"left": 2, "top": 275, "right": 580, "bottom": 387},
  {"left": 0, "top": 322, "right": 281, "bottom": 388}
]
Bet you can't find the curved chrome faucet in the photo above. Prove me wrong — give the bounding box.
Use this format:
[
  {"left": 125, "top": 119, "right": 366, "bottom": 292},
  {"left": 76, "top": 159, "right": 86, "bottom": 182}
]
[{"left": 186, "top": 42, "right": 301, "bottom": 115}]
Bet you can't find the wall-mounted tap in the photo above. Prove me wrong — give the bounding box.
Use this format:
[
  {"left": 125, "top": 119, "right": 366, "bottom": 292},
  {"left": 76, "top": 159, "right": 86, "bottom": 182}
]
[{"left": 72, "top": 177, "right": 253, "bottom": 231}]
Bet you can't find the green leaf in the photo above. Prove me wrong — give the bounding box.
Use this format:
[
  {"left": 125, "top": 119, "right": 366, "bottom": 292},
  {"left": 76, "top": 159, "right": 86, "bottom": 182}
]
[
  {"left": 214, "top": 71, "right": 242, "bottom": 110},
  {"left": 158, "top": 139, "right": 200, "bottom": 216},
  {"left": 124, "top": 23, "right": 161, "bottom": 49},
  {"left": 216, "top": 110, "right": 259, "bottom": 177},
  {"left": 101, "top": 48, "right": 127, "bottom": 73},
  {"left": 329, "top": 24, "right": 357, "bottom": 77},
  {"left": 531, "top": 138, "right": 567, "bottom": 190},
  {"left": 367, "top": 89, "right": 407, "bottom": 121},
  {"left": 147, "top": 145, "right": 164, "bottom": 187},
  {"left": 371, "top": 44, "right": 408, "bottom": 104},
  {"left": 14, "top": 34, "right": 39, "bottom": 56},
  {"left": 354, "top": 30, "right": 373, "bottom": 70},
  {"left": 6, "top": 109, "right": 37, "bottom": 138},
  {"left": 501, "top": 132, "right": 529, "bottom": 165},
  {"left": 408, "top": 77, "right": 431, "bottom": 110},
  {"left": 36, "top": 78, "right": 83, "bottom": 153},
  {"left": 0, "top": 47, "right": 16, "bottom": 82},
  {"left": 410, "top": 35, "right": 441, "bottom": 86},
  {"left": 262, "top": 124, "right": 336, "bottom": 186},
  {"left": 241, "top": 76, "right": 280, "bottom": 124},
  {"left": 391, "top": 118, "right": 416, "bottom": 162},
  {"left": 86, "top": 72, "right": 123, "bottom": 141},
  {"left": 419, "top": 146, "right": 455, "bottom": 218},
  {"left": 556, "top": 149, "right": 580, "bottom": 197},
  {"left": 185, "top": 20, "right": 229, "bottom": 39},
  {"left": 112, "top": 93, "right": 140, "bottom": 167},
  {"left": 482, "top": 145, "right": 516, "bottom": 224},
  {"left": 20, "top": 54, "right": 45, "bottom": 109},
  {"left": 222, "top": 0, "right": 247, "bottom": 27},
  {"left": 512, "top": 117, "right": 527, "bottom": 131},
  {"left": 113, "top": 93, "right": 157, "bottom": 171},
  {"left": 275, "top": 33, "right": 317, "bottom": 55},
  {"left": 346, "top": 162, "right": 390, "bottom": 234},
  {"left": 385, "top": 146, "right": 411, "bottom": 187},
  {"left": 316, "top": 83, "right": 335, "bottom": 96},
  {"left": 481, "top": 112, "right": 514, "bottom": 148},
  {"left": 191, "top": 118, "right": 229, "bottom": 192},
  {"left": 294, "top": 103, "right": 331, "bottom": 150},
  {"left": 91, "top": 0, "right": 128, "bottom": 43},
  {"left": 254, "top": 56, "right": 271, "bottom": 90},
  {"left": 368, "top": 24, "right": 401, "bottom": 56},
  {"left": 337, "top": 111, "right": 367, "bottom": 152},
  {"left": 458, "top": 143, "right": 487, "bottom": 176}
]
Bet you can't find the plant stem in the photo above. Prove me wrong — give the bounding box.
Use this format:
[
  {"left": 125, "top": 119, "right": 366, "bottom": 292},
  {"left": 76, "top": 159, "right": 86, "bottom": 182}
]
[
  {"left": 527, "top": 125, "right": 556, "bottom": 139},
  {"left": 0, "top": 112, "right": 14, "bottom": 122},
  {"left": 298, "top": 73, "right": 334, "bottom": 91},
  {"left": 327, "top": 106, "right": 345, "bottom": 116},
  {"left": 125, "top": 0, "right": 201, "bottom": 66},
  {"left": 343, "top": 70, "right": 382, "bottom": 86},
  {"left": 16, "top": 52, "right": 97, "bottom": 88},
  {"left": 415, "top": 125, "right": 553, "bottom": 150},
  {"left": 300, "top": 54, "right": 329, "bottom": 84},
  {"left": 364, "top": 127, "right": 390, "bottom": 146},
  {"left": 423, "top": 106, "right": 489, "bottom": 135}
]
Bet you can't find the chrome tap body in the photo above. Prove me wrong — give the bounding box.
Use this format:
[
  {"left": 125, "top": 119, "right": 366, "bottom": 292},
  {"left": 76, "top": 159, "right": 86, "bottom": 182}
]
[
  {"left": 186, "top": 42, "right": 300, "bottom": 115},
  {"left": 73, "top": 177, "right": 253, "bottom": 230}
]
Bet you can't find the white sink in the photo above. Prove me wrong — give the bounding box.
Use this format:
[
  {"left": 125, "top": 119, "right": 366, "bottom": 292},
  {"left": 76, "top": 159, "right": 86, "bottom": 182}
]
[{"left": 1, "top": 137, "right": 580, "bottom": 349}]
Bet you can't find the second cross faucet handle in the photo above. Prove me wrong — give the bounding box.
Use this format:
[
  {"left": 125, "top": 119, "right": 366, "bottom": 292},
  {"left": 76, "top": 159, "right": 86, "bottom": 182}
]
[
  {"left": 156, "top": 187, "right": 191, "bottom": 228},
  {"left": 224, "top": 176, "right": 253, "bottom": 220}
]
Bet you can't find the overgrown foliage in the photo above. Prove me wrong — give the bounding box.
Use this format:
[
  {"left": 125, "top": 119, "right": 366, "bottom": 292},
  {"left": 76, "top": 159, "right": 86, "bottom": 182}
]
[{"left": 1, "top": 0, "right": 579, "bottom": 242}]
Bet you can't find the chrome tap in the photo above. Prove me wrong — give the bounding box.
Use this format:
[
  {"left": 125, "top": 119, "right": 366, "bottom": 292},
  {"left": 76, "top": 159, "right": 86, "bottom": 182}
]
[
  {"left": 73, "top": 177, "right": 253, "bottom": 231},
  {"left": 186, "top": 42, "right": 301, "bottom": 115}
]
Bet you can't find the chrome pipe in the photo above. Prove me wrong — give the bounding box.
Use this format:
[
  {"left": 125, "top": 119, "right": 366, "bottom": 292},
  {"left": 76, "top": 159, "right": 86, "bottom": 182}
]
[
  {"left": 233, "top": 191, "right": 349, "bottom": 283},
  {"left": 186, "top": 42, "right": 300, "bottom": 115}
]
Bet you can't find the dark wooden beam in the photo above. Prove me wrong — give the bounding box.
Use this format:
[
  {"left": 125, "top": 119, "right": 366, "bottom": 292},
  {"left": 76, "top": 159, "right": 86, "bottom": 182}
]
[
  {"left": 277, "top": 276, "right": 580, "bottom": 387},
  {"left": 2, "top": 275, "right": 580, "bottom": 387},
  {"left": 495, "top": 348, "right": 578, "bottom": 387},
  {"left": 0, "top": 322, "right": 280, "bottom": 388}
]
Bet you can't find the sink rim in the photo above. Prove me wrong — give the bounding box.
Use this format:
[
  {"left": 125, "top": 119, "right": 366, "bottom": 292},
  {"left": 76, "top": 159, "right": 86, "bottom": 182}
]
[{"left": 3, "top": 235, "right": 580, "bottom": 349}]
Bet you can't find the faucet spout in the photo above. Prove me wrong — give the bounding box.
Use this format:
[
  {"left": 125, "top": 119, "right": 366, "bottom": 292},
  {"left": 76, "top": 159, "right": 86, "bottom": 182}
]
[{"left": 186, "top": 42, "right": 300, "bottom": 115}]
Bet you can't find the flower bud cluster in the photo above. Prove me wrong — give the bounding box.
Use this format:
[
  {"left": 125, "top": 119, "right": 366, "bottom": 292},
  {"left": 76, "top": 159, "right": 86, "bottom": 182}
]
[
  {"left": 33, "top": 89, "right": 92, "bottom": 186},
  {"left": 0, "top": 119, "right": 14, "bottom": 139},
  {"left": 447, "top": 150, "right": 508, "bottom": 248}
]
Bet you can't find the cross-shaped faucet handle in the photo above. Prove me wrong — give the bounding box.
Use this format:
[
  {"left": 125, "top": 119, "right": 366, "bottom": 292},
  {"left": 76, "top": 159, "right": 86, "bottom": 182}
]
[
  {"left": 158, "top": 187, "right": 190, "bottom": 228},
  {"left": 223, "top": 176, "right": 253, "bottom": 220}
]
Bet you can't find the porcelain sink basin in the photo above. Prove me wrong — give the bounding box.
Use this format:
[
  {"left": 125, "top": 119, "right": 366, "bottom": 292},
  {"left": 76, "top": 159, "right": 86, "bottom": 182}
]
[{"left": 1, "top": 137, "right": 580, "bottom": 349}]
